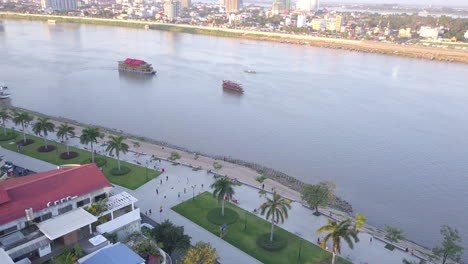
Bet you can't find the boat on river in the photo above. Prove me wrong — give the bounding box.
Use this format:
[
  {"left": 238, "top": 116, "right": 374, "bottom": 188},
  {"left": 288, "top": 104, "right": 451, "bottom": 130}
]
[
  {"left": 118, "top": 58, "right": 156, "bottom": 75},
  {"left": 244, "top": 70, "right": 256, "bottom": 74},
  {"left": 222, "top": 80, "right": 244, "bottom": 93},
  {"left": 0, "top": 84, "right": 11, "bottom": 99}
]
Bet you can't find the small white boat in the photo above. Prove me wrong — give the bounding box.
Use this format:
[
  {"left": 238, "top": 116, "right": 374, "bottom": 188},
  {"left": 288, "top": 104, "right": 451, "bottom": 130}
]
[
  {"left": 244, "top": 70, "right": 256, "bottom": 74},
  {"left": 0, "top": 84, "right": 11, "bottom": 99}
]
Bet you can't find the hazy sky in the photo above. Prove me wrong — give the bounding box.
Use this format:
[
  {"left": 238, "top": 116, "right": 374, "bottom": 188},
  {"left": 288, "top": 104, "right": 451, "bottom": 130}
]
[{"left": 328, "top": 0, "right": 467, "bottom": 7}]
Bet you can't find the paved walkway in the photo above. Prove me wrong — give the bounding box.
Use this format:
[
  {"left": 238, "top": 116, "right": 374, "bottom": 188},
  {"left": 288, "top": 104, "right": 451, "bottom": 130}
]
[
  {"left": 1, "top": 123, "right": 427, "bottom": 264},
  {"left": 0, "top": 147, "right": 57, "bottom": 172}
]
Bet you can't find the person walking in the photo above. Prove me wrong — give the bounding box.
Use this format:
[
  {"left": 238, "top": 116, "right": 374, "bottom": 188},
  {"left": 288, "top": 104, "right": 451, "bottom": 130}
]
[
  {"left": 262, "top": 184, "right": 265, "bottom": 189},
  {"left": 201, "top": 184, "right": 204, "bottom": 189},
  {"left": 160, "top": 179, "right": 163, "bottom": 185},
  {"left": 149, "top": 209, "right": 152, "bottom": 215},
  {"left": 184, "top": 188, "right": 186, "bottom": 194},
  {"left": 178, "top": 192, "right": 181, "bottom": 199},
  {"left": 156, "top": 188, "right": 159, "bottom": 195},
  {"left": 166, "top": 175, "right": 168, "bottom": 181}
]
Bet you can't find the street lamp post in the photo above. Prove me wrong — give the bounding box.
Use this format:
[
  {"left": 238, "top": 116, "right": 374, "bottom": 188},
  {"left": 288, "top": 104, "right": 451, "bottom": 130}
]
[{"left": 191, "top": 185, "right": 196, "bottom": 200}]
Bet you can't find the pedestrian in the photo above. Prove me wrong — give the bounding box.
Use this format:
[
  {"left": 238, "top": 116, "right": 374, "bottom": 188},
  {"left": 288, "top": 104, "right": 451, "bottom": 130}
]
[
  {"left": 156, "top": 188, "right": 159, "bottom": 195},
  {"left": 178, "top": 192, "right": 181, "bottom": 199},
  {"left": 162, "top": 168, "right": 165, "bottom": 172},
  {"left": 187, "top": 177, "right": 189, "bottom": 184},
  {"left": 160, "top": 179, "right": 163, "bottom": 185},
  {"left": 184, "top": 188, "right": 186, "bottom": 194},
  {"left": 370, "top": 237, "right": 372, "bottom": 242},
  {"left": 262, "top": 184, "right": 265, "bottom": 189},
  {"left": 166, "top": 175, "right": 168, "bottom": 181},
  {"left": 201, "top": 184, "right": 204, "bottom": 189},
  {"left": 164, "top": 195, "right": 166, "bottom": 199},
  {"left": 149, "top": 209, "right": 152, "bottom": 215},
  {"left": 317, "top": 237, "right": 320, "bottom": 244}
]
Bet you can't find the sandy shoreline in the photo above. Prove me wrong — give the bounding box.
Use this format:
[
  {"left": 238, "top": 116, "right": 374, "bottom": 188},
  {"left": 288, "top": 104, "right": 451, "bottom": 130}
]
[{"left": 1, "top": 12, "right": 468, "bottom": 64}]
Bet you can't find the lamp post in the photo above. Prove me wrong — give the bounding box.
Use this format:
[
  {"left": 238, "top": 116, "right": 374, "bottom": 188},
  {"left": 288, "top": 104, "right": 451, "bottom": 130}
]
[
  {"left": 191, "top": 185, "right": 196, "bottom": 200},
  {"left": 296, "top": 239, "right": 303, "bottom": 264}
]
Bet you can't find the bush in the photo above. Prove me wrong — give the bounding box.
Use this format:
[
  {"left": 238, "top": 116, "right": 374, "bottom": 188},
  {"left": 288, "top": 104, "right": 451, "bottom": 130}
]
[
  {"left": 169, "top": 151, "right": 181, "bottom": 160},
  {"left": 206, "top": 207, "right": 239, "bottom": 225},
  {"left": 0, "top": 131, "right": 17, "bottom": 141},
  {"left": 59, "top": 151, "right": 79, "bottom": 160},
  {"left": 256, "top": 233, "right": 288, "bottom": 251},
  {"left": 256, "top": 174, "right": 268, "bottom": 183},
  {"left": 81, "top": 157, "right": 107, "bottom": 167},
  {"left": 213, "top": 162, "right": 222, "bottom": 169},
  {"left": 16, "top": 139, "right": 34, "bottom": 146},
  {"left": 110, "top": 166, "right": 131, "bottom": 176},
  {"left": 385, "top": 244, "right": 395, "bottom": 251}
]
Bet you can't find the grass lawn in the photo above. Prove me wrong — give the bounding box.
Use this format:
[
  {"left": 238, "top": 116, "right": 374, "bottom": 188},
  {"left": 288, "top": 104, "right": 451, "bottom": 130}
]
[
  {"left": 0, "top": 129, "right": 161, "bottom": 190},
  {"left": 172, "top": 192, "right": 352, "bottom": 264}
]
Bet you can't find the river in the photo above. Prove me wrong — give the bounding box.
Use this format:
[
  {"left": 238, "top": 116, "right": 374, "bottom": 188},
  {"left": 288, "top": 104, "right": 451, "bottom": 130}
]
[{"left": 1, "top": 19, "right": 468, "bottom": 260}]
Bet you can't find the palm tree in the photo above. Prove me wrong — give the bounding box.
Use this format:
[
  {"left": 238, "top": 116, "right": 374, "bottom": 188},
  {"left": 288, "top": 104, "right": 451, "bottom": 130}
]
[
  {"left": 56, "top": 123, "right": 75, "bottom": 156},
  {"left": 0, "top": 108, "right": 10, "bottom": 136},
  {"left": 106, "top": 136, "right": 129, "bottom": 171},
  {"left": 13, "top": 111, "right": 33, "bottom": 143},
  {"left": 210, "top": 177, "right": 235, "bottom": 217},
  {"left": 32, "top": 117, "right": 55, "bottom": 148},
  {"left": 80, "top": 127, "right": 102, "bottom": 163},
  {"left": 260, "top": 192, "right": 291, "bottom": 242},
  {"left": 316, "top": 219, "right": 359, "bottom": 264}
]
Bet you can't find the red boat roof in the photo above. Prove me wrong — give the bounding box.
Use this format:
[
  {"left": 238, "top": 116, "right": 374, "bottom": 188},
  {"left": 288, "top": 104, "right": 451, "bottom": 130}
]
[
  {"left": 124, "top": 58, "right": 147, "bottom": 66},
  {"left": 0, "top": 164, "right": 111, "bottom": 225}
]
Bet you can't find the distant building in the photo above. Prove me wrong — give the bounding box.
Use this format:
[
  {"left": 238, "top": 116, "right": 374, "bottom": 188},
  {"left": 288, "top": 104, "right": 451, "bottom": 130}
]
[
  {"left": 419, "top": 26, "right": 438, "bottom": 40},
  {"left": 296, "top": 14, "right": 306, "bottom": 28},
  {"left": 41, "top": 0, "right": 77, "bottom": 10},
  {"left": 225, "top": 0, "right": 242, "bottom": 12},
  {"left": 271, "top": 1, "right": 284, "bottom": 16},
  {"left": 181, "top": 0, "right": 191, "bottom": 9},
  {"left": 311, "top": 18, "right": 322, "bottom": 31},
  {"left": 297, "top": 0, "right": 318, "bottom": 12},
  {"left": 465, "top": 30, "right": 468, "bottom": 40},
  {"left": 398, "top": 28, "right": 411, "bottom": 38},
  {"left": 274, "top": 0, "right": 290, "bottom": 10},
  {"left": 164, "top": 0, "right": 181, "bottom": 20}
]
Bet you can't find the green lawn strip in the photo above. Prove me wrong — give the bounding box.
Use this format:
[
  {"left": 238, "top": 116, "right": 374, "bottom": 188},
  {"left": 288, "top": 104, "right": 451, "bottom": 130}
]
[
  {"left": 172, "top": 192, "right": 352, "bottom": 264},
  {"left": 0, "top": 129, "right": 160, "bottom": 190}
]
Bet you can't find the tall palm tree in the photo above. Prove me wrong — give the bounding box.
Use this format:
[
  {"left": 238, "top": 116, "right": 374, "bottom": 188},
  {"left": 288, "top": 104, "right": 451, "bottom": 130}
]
[
  {"left": 56, "top": 123, "right": 75, "bottom": 155},
  {"left": 0, "top": 108, "right": 10, "bottom": 136},
  {"left": 80, "top": 127, "right": 102, "bottom": 163},
  {"left": 32, "top": 117, "right": 55, "bottom": 148},
  {"left": 210, "top": 177, "right": 235, "bottom": 216},
  {"left": 106, "top": 136, "right": 129, "bottom": 171},
  {"left": 13, "top": 111, "right": 33, "bottom": 143},
  {"left": 316, "top": 219, "right": 359, "bottom": 264},
  {"left": 260, "top": 192, "right": 291, "bottom": 241}
]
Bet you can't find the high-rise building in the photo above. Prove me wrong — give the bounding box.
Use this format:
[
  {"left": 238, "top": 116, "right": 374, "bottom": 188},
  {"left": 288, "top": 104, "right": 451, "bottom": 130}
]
[
  {"left": 41, "top": 0, "right": 77, "bottom": 10},
  {"left": 271, "top": 1, "right": 284, "bottom": 16},
  {"left": 181, "top": 0, "right": 190, "bottom": 8},
  {"left": 297, "top": 0, "right": 318, "bottom": 12},
  {"left": 164, "top": 0, "right": 181, "bottom": 20},
  {"left": 296, "top": 14, "right": 306, "bottom": 28},
  {"left": 225, "top": 0, "right": 242, "bottom": 13}
]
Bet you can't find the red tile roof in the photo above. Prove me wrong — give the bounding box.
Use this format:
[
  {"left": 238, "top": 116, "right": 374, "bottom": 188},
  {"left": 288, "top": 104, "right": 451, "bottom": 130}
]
[{"left": 0, "top": 164, "right": 112, "bottom": 225}]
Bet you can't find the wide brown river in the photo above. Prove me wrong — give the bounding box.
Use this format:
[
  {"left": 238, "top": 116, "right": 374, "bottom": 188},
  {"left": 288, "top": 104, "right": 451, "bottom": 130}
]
[{"left": 1, "top": 19, "right": 468, "bottom": 259}]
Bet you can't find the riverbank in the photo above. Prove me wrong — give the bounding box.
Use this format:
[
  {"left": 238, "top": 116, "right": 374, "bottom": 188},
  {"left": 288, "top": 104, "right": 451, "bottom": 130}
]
[{"left": 1, "top": 12, "right": 468, "bottom": 64}]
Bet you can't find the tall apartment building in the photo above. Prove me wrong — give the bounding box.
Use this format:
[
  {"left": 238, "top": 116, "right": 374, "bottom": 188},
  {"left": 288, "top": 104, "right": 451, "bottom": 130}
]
[
  {"left": 164, "top": 0, "right": 181, "bottom": 20},
  {"left": 271, "top": 1, "right": 284, "bottom": 16},
  {"left": 181, "top": 0, "right": 190, "bottom": 9},
  {"left": 41, "top": 0, "right": 77, "bottom": 10},
  {"left": 0, "top": 164, "right": 141, "bottom": 263},
  {"left": 297, "top": 0, "right": 318, "bottom": 12},
  {"left": 225, "top": 0, "right": 242, "bottom": 13}
]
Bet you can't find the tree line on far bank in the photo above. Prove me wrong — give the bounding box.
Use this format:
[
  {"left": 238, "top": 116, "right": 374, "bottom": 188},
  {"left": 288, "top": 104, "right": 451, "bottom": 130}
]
[{"left": 300, "top": 180, "right": 464, "bottom": 264}]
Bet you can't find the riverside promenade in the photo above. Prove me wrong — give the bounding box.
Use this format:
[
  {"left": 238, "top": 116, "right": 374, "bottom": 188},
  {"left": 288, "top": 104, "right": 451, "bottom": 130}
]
[{"left": 1, "top": 123, "right": 423, "bottom": 264}]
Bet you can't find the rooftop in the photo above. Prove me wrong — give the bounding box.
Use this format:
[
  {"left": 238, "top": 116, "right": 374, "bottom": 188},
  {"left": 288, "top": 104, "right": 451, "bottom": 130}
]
[
  {"left": 0, "top": 164, "right": 112, "bottom": 225},
  {"left": 37, "top": 208, "right": 97, "bottom": 240},
  {"left": 84, "top": 243, "right": 144, "bottom": 264}
]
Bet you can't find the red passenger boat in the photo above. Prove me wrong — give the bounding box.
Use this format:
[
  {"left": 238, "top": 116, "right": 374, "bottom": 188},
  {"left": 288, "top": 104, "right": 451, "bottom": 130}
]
[{"left": 222, "top": 80, "right": 244, "bottom": 93}]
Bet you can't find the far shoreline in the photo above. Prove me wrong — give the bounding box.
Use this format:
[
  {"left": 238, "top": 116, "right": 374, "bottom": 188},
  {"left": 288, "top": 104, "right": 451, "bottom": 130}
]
[{"left": 1, "top": 12, "right": 468, "bottom": 64}]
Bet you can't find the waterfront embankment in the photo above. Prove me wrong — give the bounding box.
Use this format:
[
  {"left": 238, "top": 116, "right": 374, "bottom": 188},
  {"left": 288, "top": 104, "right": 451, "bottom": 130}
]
[{"left": 1, "top": 12, "right": 468, "bottom": 64}]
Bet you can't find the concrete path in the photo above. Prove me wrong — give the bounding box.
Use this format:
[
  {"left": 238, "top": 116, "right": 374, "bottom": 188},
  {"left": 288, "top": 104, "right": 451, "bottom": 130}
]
[{"left": 0, "top": 147, "right": 57, "bottom": 172}]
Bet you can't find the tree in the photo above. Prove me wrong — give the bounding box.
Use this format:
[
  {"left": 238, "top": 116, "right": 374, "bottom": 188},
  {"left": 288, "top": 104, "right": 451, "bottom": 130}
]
[
  {"left": 260, "top": 192, "right": 291, "bottom": 241},
  {"left": 301, "top": 181, "right": 335, "bottom": 214},
  {"left": 0, "top": 108, "right": 10, "bottom": 136},
  {"left": 210, "top": 177, "right": 235, "bottom": 216},
  {"left": 13, "top": 111, "right": 33, "bottom": 142},
  {"left": 432, "top": 225, "right": 464, "bottom": 264},
  {"left": 32, "top": 117, "right": 55, "bottom": 148},
  {"left": 106, "top": 136, "right": 129, "bottom": 171},
  {"left": 56, "top": 123, "right": 75, "bottom": 155},
  {"left": 183, "top": 242, "right": 218, "bottom": 264},
  {"left": 385, "top": 225, "right": 405, "bottom": 248},
  {"left": 152, "top": 220, "right": 191, "bottom": 256},
  {"left": 354, "top": 213, "right": 367, "bottom": 230},
  {"left": 316, "top": 219, "right": 359, "bottom": 264},
  {"left": 132, "top": 141, "right": 140, "bottom": 149},
  {"left": 402, "top": 259, "right": 426, "bottom": 264},
  {"left": 79, "top": 127, "right": 102, "bottom": 163}
]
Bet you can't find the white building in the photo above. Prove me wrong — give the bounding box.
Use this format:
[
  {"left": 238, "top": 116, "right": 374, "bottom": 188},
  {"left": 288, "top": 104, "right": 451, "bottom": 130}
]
[
  {"left": 41, "top": 0, "right": 77, "bottom": 10},
  {"left": 419, "top": 26, "right": 439, "bottom": 40},
  {"left": 464, "top": 30, "right": 468, "bottom": 40},
  {"left": 296, "top": 0, "right": 318, "bottom": 12},
  {"left": 164, "top": 0, "right": 181, "bottom": 20},
  {"left": 296, "top": 14, "right": 306, "bottom": 28}
]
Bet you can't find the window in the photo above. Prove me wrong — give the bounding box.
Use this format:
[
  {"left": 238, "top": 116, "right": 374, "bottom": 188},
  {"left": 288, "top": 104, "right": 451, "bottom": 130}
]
[
  {"left": 41, "top": 212, "right": 52, "bottom": 221},
  {"left": 77, "top": 198, "right": 90, "bottom": 207},
  {"left": 0, "top": 225, "right": 18, "bottom": 237},
  {"left": 94, "top": 193, "right": 106, "bottom": 202},
  {"left": 58, "top": 204, "right": 72, "bottom": 215}
]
